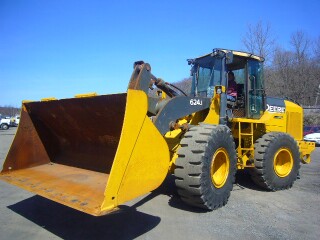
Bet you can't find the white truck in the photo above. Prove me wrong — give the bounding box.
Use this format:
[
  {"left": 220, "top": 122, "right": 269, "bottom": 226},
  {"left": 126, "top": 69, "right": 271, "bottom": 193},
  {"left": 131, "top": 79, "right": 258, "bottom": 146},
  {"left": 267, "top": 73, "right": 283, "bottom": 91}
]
[{"left": 0, "top": 118, "right": 10, "bottom": 130}]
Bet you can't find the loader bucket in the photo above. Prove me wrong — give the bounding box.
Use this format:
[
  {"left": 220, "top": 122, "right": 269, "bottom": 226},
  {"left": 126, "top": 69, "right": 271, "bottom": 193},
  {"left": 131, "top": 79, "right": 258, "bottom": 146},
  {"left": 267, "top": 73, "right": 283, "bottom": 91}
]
[{"left": 0, "top": 89, "right": 170, "bottom": 216}]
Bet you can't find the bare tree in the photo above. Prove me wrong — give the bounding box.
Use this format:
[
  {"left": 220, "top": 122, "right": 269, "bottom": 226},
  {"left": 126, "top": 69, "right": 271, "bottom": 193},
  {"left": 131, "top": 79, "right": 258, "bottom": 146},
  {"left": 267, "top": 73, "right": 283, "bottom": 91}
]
[
  {"left": 242, "top": 21, "right": 276, "bottom": 97},
  {"left": 148, "top": 77, "right": 192, "bottom": 98},
  {"left": 290, "top": 31, "right": 310, "bottom": 64},
  {"left": 172, "top": 77, "right": 192, "bottom": 95},
  {"left": 267, "top": 33, "right": 319, "bottom": 106},
  {"left": 242, "top": 21, "right": 275, "bottom": 62},
  {"left": 312, "top": 36, "right": 320, "bottom": 105},
  {"left": 241, "top": 22, "right": 320, "bottom": 110},
  {"left": 289, "top": 31, "right": 318, "bottom": 104},
  {"left": 314, "top": 36, "right": 320, "bottom": 62},
  {"left": 267, "top": 48, "right": 294, "bottom": 96}
]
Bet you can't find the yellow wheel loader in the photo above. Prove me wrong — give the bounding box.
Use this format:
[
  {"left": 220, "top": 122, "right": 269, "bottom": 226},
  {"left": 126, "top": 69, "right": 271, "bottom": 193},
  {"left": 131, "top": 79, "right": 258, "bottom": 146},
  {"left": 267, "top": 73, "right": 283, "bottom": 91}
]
[{"left": 0, "top": 49, "right": 315, "bottom": 216}]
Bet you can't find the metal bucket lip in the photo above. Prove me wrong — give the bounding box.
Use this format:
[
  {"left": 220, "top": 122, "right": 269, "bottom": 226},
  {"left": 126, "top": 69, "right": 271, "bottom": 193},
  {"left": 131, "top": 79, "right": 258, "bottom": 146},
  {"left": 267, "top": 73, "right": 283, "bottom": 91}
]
[{"left": 0, "top": 163, "right": 111, "bottom": 216}]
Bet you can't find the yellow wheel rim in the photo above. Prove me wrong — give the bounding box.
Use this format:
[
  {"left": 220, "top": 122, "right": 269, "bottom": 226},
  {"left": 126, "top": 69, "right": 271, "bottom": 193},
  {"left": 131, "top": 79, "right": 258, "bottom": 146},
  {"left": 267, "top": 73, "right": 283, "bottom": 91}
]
[
  {"left": 211, "top": 148, "right": 230, "bottom": 188},
  {"left": 273, "top": 148, "right": 293, "bottom": 177}
]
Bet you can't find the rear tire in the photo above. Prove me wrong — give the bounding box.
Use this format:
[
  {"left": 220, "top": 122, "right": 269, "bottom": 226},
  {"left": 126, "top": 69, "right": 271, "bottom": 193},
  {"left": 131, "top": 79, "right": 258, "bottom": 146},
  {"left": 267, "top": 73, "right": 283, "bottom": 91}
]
[
  {"left": 174, "top": 124, "right": 237, "bottom": 210},
  {"left": 250, "top": 132, "right": 300, "bottom": 191}
]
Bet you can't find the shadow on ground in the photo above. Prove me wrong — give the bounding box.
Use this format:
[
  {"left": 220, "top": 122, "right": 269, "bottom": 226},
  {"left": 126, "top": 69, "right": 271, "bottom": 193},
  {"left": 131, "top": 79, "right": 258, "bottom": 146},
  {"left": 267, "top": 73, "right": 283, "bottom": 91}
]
[
  {"left": 7, "top": 172, "right": 267, "bottom": 239},
  {"left": 234, "top": 170, "right": 266, "bottom": 191},
  {"left": 7, "top": 174, "right": 209, "bottom": 239},
  {"left": 8, "top": 196, "right": 160, "bottom": 240}
]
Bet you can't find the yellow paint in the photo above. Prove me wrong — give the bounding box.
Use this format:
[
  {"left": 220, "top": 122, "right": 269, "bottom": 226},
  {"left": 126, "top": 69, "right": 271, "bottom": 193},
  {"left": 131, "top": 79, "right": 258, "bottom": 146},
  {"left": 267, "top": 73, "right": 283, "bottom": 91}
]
[
  {"left": 165, "top": 128, "right": 184, "bottom": 154},
  {"left": 21, "top": 100, "right": 33, "bottom": 111},
  {"left": 161, "top": 91, "right": 167, "bottom": 99},
  {"left": 203, "top": 87, "right": 221, "bottom": 124},
  {"left": 74, "top": 92, "right": 98, "bottom": 98},
  {"left": 165, "top": 128, "right": 185, "bottom": 173},
  {"left": 285, "top": 100, "right": 303, "bottom": 140},
  {"left": 101, "top": 89, "right": 169, "bottom": 212},
  {"left": 220, "top": 86, "right": 226, "bottom": 93},
  {"left": 298, "top": 141, "right": 315, "bottom": 164},
  {"left": 211, "top": 148, "right": 230, "bottom": 188},
  {"left": 238, "top": 154, "right": 251, "bottom": 169},
  {"left": 41, "top": 97, "right": 57, "bottom": 101},
  {"left": 234, "top": 121, "right": 255, "bottom": 169},
  {"left": 273, "top": 148, "right": 293, "bottom": 177},
  {"left": 231, "top": 99, "right": 314, "bottom": 168},
  {"left": 22, "top": 100, "right": 33, "bottom": 103}
]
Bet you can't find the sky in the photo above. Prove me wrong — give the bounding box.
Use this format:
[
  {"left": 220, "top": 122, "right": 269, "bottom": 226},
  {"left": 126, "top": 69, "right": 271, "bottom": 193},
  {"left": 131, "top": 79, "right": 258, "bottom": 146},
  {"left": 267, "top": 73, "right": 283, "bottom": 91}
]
[{"left": 1, "top": 0, "right": 320, "bottom": 107}]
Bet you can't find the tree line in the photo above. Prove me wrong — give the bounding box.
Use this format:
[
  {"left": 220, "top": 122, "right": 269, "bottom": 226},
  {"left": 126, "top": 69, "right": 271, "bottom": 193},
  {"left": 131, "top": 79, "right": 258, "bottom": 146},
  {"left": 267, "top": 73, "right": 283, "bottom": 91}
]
[
  {"left": 242, "top": 21, "right": 320, "bottom": 106},
  {"left": 0, "top": 106, "right": 20, "bottom": 117}
]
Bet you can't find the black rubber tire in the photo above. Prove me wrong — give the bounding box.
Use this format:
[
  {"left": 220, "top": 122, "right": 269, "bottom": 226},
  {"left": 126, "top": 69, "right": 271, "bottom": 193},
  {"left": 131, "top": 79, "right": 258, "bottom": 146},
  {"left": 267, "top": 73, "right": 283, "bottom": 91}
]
[
  {"left": 250, "top": 132, "right": 300, "bottom": 191},
  {"left": 1, "top": 124, "right": 9, "bottom": 130},
  {"left": 174, "top": 124, "right": 237, "bottom": 210}
]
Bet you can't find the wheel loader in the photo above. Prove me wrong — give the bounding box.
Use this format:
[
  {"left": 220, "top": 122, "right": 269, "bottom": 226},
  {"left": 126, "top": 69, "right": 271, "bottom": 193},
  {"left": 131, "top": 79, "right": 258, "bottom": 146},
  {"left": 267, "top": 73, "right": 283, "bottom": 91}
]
[{"left": 0, "top": 49, "right": 315, "bottom": 216}]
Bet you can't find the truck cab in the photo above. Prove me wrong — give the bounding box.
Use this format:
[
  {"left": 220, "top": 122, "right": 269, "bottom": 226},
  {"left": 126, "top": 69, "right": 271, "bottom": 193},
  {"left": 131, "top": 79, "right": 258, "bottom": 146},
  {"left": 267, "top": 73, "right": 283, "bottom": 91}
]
[{"left": 189, "top": 48, "right": 265, "bottom": 122}]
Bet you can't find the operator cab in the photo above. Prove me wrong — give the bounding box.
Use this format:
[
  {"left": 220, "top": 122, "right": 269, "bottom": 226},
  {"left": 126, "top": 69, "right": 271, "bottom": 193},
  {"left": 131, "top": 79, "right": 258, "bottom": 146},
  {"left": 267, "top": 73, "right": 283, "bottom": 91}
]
[{"left": 189, "top": 49, "right": 265, "bottom": 120}]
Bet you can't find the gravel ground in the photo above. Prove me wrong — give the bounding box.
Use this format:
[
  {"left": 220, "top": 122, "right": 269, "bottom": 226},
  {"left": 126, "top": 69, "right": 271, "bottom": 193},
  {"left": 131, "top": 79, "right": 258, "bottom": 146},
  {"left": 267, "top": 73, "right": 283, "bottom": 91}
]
[{"left": 0, "top": 127, "right": 319, "bottom": 240}]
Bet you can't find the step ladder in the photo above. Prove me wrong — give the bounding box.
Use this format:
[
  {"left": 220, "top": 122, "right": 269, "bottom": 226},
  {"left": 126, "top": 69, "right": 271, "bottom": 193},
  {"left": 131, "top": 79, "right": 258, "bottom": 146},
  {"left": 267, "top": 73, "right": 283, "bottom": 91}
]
[{"left": 237, "top": 122, "right": 255, "bottom": 168}]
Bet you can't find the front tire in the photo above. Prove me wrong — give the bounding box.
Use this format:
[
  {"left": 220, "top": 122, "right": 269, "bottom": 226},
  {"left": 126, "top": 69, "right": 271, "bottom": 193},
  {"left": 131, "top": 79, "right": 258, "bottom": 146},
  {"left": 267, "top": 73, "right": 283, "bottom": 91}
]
[
  {"left": 250, "top": 132, "right": 300, "bottom": 191},
  {"left": 1, "top": 124, "right": 9, "bottom": 130},
  {"left": 174, "top": 124, "right": 237, "bottom": 210}
]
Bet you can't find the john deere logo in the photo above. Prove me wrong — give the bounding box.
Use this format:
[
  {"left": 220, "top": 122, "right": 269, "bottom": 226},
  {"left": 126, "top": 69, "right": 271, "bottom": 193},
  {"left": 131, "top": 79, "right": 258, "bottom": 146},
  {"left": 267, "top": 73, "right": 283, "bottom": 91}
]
[{"left": 267, "top": 104, "right": 285, "bottom": 113}]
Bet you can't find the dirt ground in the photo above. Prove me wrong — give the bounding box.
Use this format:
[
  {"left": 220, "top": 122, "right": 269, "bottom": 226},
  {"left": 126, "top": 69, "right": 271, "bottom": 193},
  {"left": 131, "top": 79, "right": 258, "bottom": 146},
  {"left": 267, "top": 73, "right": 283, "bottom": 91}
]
[{"left": 0, "top": 127, "right": 319, "bottom": 240}]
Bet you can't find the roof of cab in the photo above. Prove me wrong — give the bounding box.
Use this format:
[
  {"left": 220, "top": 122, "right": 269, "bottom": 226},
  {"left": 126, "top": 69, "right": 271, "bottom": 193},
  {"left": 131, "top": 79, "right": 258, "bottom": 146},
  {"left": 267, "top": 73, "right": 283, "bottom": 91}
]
[{"left": 194, "top": 48, "right": 265, "bottom": 62}]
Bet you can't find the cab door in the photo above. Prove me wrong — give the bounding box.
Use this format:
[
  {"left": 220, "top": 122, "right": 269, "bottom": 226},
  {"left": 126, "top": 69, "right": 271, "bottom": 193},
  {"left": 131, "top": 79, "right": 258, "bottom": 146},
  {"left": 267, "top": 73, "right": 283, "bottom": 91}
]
[{"left": 247, "top": 60, "right": 265, "bottom": 119}]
